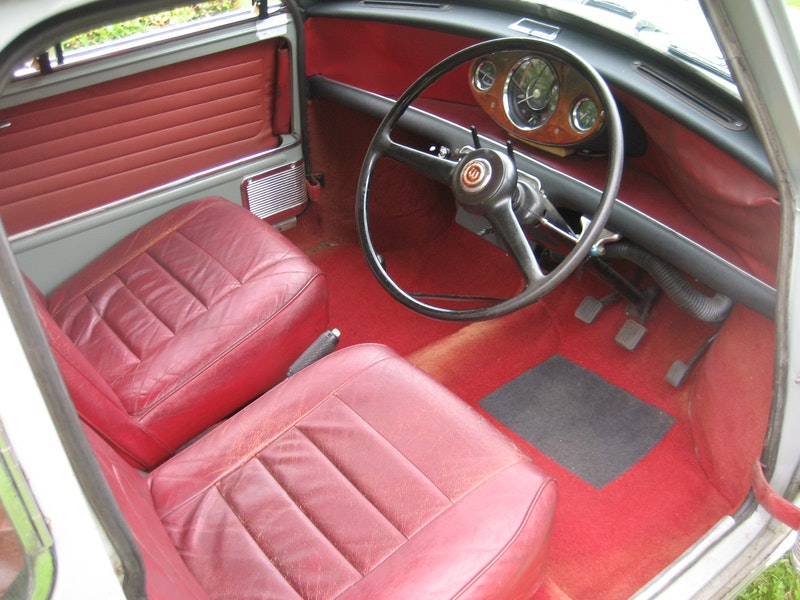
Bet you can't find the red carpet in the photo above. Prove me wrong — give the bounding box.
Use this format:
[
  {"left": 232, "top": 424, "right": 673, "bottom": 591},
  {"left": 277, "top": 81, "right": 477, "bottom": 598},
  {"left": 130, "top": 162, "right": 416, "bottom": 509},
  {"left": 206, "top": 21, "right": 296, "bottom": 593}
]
[
  {"left": 289, "top": 217, "right": 737, "bottom": 598},
  {"left": 409, "top": 273, "right": 732, "bottom": 599},
  {"left": 280, "top": 99, "right": 773, "bottom": 599}
]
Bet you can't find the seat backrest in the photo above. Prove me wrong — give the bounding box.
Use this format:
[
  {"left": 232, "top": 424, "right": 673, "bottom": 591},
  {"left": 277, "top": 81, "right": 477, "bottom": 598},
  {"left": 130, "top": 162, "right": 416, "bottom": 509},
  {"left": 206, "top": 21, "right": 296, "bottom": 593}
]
[
  {"left": 26, "top": 277, "right": 173, "bottom": 469},
  {"left": 23, "top": 198, "right": 328, "bottom": 470}
]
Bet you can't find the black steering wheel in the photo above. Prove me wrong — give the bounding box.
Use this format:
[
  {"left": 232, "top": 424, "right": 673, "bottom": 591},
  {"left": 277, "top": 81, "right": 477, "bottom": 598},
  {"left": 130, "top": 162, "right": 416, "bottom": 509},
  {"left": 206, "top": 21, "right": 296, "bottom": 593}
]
[{"left": 356, "top": 37, "right": 623, "bottom": 321}]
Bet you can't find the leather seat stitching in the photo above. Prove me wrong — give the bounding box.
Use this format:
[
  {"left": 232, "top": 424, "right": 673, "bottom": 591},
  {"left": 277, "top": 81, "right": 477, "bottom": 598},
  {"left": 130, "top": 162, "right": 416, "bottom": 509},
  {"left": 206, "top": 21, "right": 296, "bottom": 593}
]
[
  {"left": 453, "top": 476, "right": 557, "bottom": 600},
  {"left": 150, "top": 351, "right": 396, "bottom": 513},
  {"left": 48, "top": 341, "right": 173, "bottom": 455},
  {"left": 80, "top": 276, "right": 145, "bottom": 363},
  {"left": 253, "top": 451, "right": 369, "bottom": 576},
  {"left": 112, "top": 263, "right": 180, "bottom": 335},
  {"left": 290, "top": 418, "right": 409, "bottom": 543},
  {"left": 134, "top": 271, "right": 325, "bottom": 418},
  {"left": 52, "top": 200, "right": 215, "bottom": 301},
  {"left": 163, "top": 228, "right": 244, "bottom": 288},
  {"left": 210, "top": 482, "right": 315, "bottom": 600},
  {"left": 312, "top": 395, "right": 451, "bottom": 531},
  {"left": 337, "top": 463, "right": 551, "bottom": 596},
  {"left": 142, "top": 242, "right": 213, "bottom": 311},
  {"left": 85, "top": 252, "right": 320, "bottom": 400}
]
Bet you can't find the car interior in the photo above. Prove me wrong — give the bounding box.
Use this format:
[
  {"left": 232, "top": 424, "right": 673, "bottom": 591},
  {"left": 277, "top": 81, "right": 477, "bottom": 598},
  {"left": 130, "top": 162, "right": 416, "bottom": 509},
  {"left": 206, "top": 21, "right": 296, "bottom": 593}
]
[{"left": 0, "top": 1, "right": 781, "bottom": 598}]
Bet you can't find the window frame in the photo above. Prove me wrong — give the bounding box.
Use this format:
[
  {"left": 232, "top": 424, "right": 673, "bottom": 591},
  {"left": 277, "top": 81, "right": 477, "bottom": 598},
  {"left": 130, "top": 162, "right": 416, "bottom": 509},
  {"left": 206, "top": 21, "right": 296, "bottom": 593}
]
[{"left": 12, "top": 1, "right": 272, "bottom": 81}]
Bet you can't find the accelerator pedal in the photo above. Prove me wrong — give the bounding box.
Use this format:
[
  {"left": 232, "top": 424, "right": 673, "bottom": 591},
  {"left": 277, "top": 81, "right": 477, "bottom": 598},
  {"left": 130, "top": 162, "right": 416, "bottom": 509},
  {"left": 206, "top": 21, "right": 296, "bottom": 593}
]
[
  {"left": 665, "top": 332, "right": 718, "bottom": 388},
  {"left": 615, "top": 319, "right": 647, "bottom": 351},
  {"left": 286, "top": 328, "right": 341, "bottom": 377},
  {"left": 665, "top": 361, "right": 691, "bottom": 388}
]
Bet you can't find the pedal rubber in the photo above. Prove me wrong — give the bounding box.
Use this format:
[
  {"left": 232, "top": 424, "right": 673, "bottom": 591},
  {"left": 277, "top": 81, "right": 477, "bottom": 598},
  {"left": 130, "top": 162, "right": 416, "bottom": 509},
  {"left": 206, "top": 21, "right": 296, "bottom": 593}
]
[
  {"left": 665, "top": 360, "right": 690, "bottom": 388},
  {"left": 615, "top": 319, "right": 647, "bottom": 351},
  {"left": 575, "top": 296, "right": 604, "bottom": 324}
]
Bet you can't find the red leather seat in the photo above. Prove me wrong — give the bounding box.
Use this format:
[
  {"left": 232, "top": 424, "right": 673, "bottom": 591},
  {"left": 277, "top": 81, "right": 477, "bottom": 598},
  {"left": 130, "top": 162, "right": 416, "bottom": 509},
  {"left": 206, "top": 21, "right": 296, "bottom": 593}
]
[
  {"left": 89, "top": 343, "right": 557, "bottom": 599},
  {"left": 29, "top": 197, "right": 328, "bottom": 469}
]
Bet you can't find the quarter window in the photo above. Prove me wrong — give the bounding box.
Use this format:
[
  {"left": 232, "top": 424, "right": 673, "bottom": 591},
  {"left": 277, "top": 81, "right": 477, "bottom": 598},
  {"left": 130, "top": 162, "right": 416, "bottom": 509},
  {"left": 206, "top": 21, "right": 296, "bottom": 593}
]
[{"left": 13, "top": 0, "right": 287, "bottom": 79}]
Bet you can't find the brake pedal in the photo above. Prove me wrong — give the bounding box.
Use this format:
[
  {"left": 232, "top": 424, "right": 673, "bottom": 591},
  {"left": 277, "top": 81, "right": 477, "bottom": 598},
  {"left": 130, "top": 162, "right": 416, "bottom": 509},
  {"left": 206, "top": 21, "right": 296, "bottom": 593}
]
[
  {"left": 286, "top": 329, "right": 341, "bottom": 377},
  {"left": 615, "top": 319, "right": 647, "bottom": 351}
]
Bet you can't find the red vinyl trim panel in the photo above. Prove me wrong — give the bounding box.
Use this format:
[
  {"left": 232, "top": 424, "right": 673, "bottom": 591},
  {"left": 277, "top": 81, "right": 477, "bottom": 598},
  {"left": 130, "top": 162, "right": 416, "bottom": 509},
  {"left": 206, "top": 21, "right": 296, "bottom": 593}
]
[{"left": 0, "top": 40, "right": 283, "bottom": 236}]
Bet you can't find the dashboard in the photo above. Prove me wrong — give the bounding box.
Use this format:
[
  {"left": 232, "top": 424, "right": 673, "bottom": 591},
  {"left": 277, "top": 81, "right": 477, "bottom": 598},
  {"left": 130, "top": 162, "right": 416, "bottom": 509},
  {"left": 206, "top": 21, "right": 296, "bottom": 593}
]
[
  {"left": 304, "top": 6, "right": 779, "bottom": 320},
  {"left": 470, "top": 51, "right": 605, "bottom": 151}
]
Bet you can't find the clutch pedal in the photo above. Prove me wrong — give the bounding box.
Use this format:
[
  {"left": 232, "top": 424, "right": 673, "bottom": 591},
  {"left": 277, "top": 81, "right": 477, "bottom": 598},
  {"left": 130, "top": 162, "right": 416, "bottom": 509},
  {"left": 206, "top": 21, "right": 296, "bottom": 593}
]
[
  {"left": 575, "top": 292, "right": 621, "bottom": 324},
  {"left": 575, "top": 296, "right": 604, "bottom": 324}
]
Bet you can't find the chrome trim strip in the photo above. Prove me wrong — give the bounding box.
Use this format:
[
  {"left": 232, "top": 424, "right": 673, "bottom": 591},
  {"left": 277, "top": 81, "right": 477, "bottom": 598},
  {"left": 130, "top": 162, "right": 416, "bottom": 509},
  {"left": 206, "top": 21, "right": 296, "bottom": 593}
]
[
  {"left": 1, "top": 12, "right": 292, "bottom": 110},
  {"left": 631, "top": 516, "right": 736, "bottom": 599},
  {"left": 9, "top": 137, "right": 301, "bottom": 244}
]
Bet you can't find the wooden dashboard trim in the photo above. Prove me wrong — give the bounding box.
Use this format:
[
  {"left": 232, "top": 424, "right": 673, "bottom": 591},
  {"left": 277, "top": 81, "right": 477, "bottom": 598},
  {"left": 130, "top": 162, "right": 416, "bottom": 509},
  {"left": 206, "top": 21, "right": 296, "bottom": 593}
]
[{"left": 469, "top": 50, "right": 605, "bottom": 149}]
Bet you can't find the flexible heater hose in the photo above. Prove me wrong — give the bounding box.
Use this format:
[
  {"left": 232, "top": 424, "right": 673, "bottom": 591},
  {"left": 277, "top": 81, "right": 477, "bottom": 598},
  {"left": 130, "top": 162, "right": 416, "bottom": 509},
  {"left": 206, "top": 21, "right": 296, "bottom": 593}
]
[{"left": 602, "top": 241, "right": 734, "bottom": 323}]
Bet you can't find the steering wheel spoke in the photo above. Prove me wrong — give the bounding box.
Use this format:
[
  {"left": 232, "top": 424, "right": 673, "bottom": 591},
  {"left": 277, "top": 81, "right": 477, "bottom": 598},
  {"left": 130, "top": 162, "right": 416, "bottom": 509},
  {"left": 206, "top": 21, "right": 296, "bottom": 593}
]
[
  {"left": 485, "top": 198, "right": 546, "bottom": 285},
  {"left": 357, "top": 37, "right": 623, "bottom": 321},
  {"left": 379, "top": 134, "right": 456, "bottom": 186}
]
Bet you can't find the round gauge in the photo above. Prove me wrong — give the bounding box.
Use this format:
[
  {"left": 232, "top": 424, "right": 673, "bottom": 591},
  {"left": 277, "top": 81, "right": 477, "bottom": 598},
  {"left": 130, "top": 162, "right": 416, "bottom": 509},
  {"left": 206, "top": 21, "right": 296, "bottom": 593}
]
[
  {"left": 472, "top": 60, "right": 497, "bottom": 92},
  {"left": 570, "top": 96, "right": 600, "bottom": 132},
  {"left": 504, "top": 56, "right": 559, "bottom": 131}
]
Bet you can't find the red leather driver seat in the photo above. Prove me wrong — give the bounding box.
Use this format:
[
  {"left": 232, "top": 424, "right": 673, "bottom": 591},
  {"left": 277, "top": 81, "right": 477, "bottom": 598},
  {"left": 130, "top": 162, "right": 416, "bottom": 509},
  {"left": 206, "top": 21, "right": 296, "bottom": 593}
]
[
  {"left": 89, "top": 344, "right": 557, "bottom": 599},
  {"left": 28, "top": 197, "right": 328, "bottom": 469}
]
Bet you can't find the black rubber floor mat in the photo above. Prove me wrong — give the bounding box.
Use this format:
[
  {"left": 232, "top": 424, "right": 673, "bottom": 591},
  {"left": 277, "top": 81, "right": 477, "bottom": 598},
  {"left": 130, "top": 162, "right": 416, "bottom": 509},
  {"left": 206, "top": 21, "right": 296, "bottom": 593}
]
[{"left": 479, "top": 354, "right": 675, "bottom": 488}]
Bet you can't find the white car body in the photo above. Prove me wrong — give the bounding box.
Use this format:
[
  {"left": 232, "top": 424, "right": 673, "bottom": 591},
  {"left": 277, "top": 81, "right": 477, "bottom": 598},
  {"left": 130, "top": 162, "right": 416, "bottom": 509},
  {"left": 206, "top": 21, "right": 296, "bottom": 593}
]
[{"left": 0, "top": 1, "right": 798, "bottom": 598}]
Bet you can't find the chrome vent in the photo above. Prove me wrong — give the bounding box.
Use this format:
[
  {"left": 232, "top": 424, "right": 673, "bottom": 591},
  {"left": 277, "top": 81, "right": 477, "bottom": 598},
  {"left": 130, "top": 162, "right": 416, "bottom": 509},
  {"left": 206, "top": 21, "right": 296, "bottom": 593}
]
[
  {"left": 242, "top": 160, "right": 307, "bottom": 222},
  {"left": 359, "top": 0, "right": 451, "bottom": 9},
  {"left": 508, "top": 18, "right": 560, "bottom": 41}
]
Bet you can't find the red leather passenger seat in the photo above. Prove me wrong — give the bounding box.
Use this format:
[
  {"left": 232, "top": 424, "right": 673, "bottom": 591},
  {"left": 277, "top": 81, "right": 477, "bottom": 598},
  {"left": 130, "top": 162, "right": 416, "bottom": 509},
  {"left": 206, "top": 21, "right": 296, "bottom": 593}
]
[
  {"left": 90, "top": 344, "right": 557, "bottom": 599},
  {"left": 29, "top": 197, "right": 328, "bottom": 469}
]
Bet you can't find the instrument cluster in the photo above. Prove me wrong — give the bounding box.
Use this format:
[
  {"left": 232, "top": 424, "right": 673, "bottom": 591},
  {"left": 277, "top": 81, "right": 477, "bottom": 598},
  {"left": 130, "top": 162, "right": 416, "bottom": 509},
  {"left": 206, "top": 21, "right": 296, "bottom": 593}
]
[{"left": 470, "top": 51, "right": 606, "bottom": 152}]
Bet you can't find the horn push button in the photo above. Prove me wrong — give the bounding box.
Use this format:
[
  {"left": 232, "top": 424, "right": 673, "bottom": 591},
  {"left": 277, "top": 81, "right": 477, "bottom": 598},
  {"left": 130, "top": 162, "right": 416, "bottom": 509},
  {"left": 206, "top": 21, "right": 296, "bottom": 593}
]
[{"left": 452, "top": 148, "right": 517, "bottom": 215}]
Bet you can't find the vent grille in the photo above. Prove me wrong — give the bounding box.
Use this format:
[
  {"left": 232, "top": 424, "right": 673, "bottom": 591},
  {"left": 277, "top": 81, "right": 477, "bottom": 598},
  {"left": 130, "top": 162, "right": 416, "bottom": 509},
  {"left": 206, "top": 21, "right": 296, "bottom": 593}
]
[
  {"left": 508, "top": 18, "right": 560, "bottom": 41},
  {"left": 242, "top": 161, "right": 307, "bottom": 222},
  {"left": 635, "top": 62, "right": 747, "bottom": 131},
  {"left": 359, "top": 0, "right": 451, "bottom": 9}
]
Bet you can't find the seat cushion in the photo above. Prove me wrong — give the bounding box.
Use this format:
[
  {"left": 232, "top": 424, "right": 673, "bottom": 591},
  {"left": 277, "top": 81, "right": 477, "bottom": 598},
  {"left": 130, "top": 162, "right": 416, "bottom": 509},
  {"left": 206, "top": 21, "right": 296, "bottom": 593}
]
[
  {"left": 145, "top": 344, "right": 556, "bottom": 599},
  {"left": 40, "top": 197, "right": 328, "bottom": 468}
]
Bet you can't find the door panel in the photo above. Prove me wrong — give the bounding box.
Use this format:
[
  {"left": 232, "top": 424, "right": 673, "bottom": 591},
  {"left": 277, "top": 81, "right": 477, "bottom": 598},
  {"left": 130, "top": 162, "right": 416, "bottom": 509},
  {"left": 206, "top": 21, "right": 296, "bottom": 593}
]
[{"left": 0, "top": 39, "right": 283, "bottom": 236}]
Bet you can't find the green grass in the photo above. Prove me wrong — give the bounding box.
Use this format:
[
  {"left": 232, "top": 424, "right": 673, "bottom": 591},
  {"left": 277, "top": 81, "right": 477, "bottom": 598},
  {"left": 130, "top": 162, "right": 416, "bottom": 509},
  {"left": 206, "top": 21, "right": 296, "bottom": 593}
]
[
  {"left": 738, "top": 553, "right": 800, "bottom": 600},
  {"left": 62, "top": 0, "right": 247, "bottom": 52}
]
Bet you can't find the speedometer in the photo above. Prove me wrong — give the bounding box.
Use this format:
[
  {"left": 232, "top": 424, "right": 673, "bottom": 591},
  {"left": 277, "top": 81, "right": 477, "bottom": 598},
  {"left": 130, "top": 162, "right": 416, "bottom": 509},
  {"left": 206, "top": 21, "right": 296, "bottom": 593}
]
[{"left": 503, "top": 56, "right": 559, "bottom": 131}]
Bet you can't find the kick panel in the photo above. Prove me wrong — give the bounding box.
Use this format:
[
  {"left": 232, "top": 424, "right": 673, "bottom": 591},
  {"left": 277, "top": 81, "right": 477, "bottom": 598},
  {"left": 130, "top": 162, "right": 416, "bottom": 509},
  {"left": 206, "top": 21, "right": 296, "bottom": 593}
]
[{"left": 242, "top": 160, "right": 307, "bottom": 223}]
